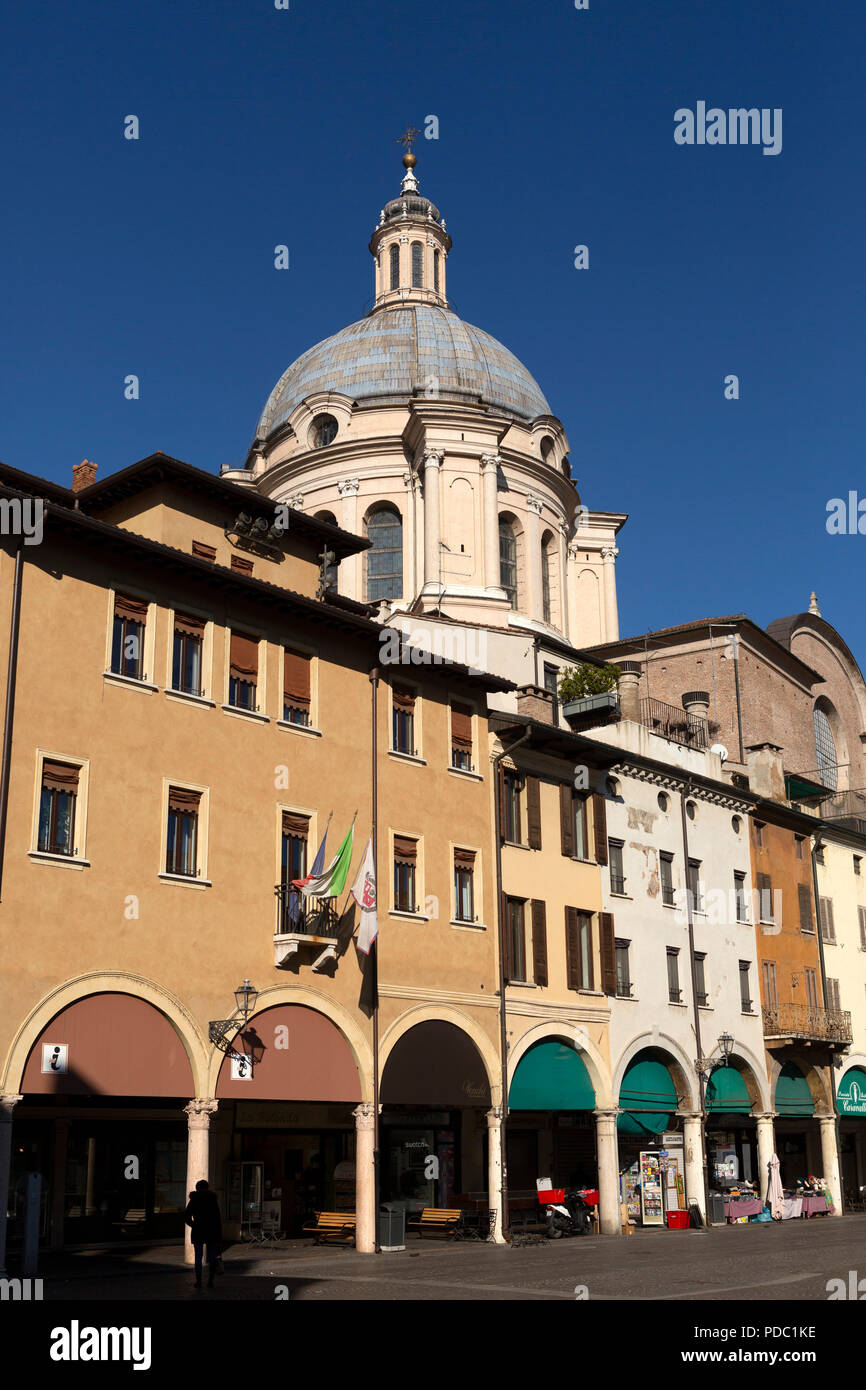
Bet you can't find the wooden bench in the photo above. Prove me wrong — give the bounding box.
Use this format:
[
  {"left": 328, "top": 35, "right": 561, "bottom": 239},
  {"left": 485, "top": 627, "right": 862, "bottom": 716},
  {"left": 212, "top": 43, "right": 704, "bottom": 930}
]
[
  {"left": 406, "top": 1208, "right": 462, "bottom": 1239},
  {"left": 303, "top": 1212, "right": 356, "bottom": 1244}
]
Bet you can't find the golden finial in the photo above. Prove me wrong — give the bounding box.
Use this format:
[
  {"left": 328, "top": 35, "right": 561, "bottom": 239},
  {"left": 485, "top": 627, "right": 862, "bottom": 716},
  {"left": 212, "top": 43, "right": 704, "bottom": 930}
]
[{"left": 398, "top": 126, "right": 420, "bottom": 168}]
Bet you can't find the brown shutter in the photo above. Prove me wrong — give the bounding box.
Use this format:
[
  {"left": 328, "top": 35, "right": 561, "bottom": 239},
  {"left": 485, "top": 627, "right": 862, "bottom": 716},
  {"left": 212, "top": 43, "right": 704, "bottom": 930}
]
[
  {"left": 526, "top": 776, "right": 542, "bottom": 850},
  {"left": 174, "top": 612, "right": 205, "bottom": 638},
  {"left": 168, "top": 786, "right": 201, "bottom": 813},
  {"left": 451, "top": 702, "right": 473, "bottom": 750},
  {"left": 502, "top": 893, "right": 513, "bottom": 981},
  {"left": 231, "top": 555, "right": 254, "bottom": 574},
  {"left": 114, "top": 593, "right": 148, "bottom": 621},
  {"left": 498, "top": 765, "right": 506, "bottom": 843},
  {"left": 42, "top": 761, "right": 80, "bottom": 792},
  {"left": 757, "top": 872, "right": 771, "bottom": 919},
  {"left": 565, "top": 906, "right": 580, "bottom": 990},
  {"left": 283, "top": 649, "right": 311, "bottom": 703},
  {"left": 392, "top": 686, "right": 415, "bottom": 710},
  {"left": 600, "top": 911, "right": 617, "bottom": 995},
  {"left": 229, "top": 631, "right": 258, "bottom": 678},
  {"left": 393, "top": 835, "right": 417, "bottom": 863},
  {"left": 592, "top": 792, "right": 608, "bottom": 865},
  {"left": 560, "top": 784, "right": 575, "bottom": 857},
  {"left": 531, "top": 899, "right": 548, "bottom": 987},
  {"left": 192, "top": 540, "right": 216, "bottom": 562},
  {"left": 798, "top": 883, "right": 813, "bottom": 931},
  {"left": 820, "top": 897, "right": 835, "bottom": 943},
  {"left": 281, "top": 811, "right": 309, "bottom": 837},
  {"left": 454, "top": 847, "right": 476, "bottom": 869}
]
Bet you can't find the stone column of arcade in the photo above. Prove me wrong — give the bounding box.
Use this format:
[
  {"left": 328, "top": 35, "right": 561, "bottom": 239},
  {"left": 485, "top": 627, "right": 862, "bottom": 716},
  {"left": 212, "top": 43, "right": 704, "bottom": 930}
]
[
  {"left": 480, "top": 454, "right": 501, "bottom": 592},
  {"left": 593, "top": 1108, "right": 621, "bottom": 1235},
  {"left": 184, "top": 1099, "right": 218, "bottom": 1265},
  {"left": 756, "top": 1112, "right": 776, "bottom": 1203},
  {"left": 601, "top": 546, "right": 620, "bottom": 641},
  {"left": 0, "top": 1095, "right": 22, "bottom": 1276},
  {"left": 423, "top": 450, "right": 442, "bottom": 589},
  {"left": 819, "top": 1115, "right": 843, "bottom": 1215},
  {"left": 486, "top": 1106, "right": 505, "bottom": 1244},
  {"left": 354, "top": 1102, "right": 376, "bottom": 1253},
  {"left": 682, "top": 1112, "right": 706, "bottom": 1220}
]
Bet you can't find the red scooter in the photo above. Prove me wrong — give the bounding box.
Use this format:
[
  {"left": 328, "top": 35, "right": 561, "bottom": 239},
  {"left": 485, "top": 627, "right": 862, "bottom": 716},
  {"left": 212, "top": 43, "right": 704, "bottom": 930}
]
[{"left": 536, "top": 1182, "right": 598, "bottom": 1238}]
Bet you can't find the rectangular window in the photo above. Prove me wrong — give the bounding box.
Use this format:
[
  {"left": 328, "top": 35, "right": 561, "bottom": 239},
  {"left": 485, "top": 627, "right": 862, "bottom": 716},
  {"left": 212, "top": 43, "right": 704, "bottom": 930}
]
[
  {"left": 859, "top": 906, "right": 866, "bottom": 950},
  {"left": 166, "top": 787, "right": 201, "bottom": 877},
  {"left": 615, "top": 939, "right": 631, "bottom": 998},
  {"left": 855, "top": 855, "right": 862, "bottom": 877},
  {"left": 609, "top": 839, "right": 626, "bottom": 894},
  {"left": 795, "top": 834, "right": 804, "bottom": 860},
  {"left": 279, "top": 811, "right": 309, "bottom": 929},
  {"left": 805, "top": 967, "right": 819, "bottom": 1010},
  {"left": 660, "top": 852, "right": 675, "bottom": 906},
  {"left": 573, "top": 795, "right": 589, "bottom": 860},
  {"left": 231, "top": 554, "right": 254, "bottom": 575},
  {"left": 228, "top": 631, "right": 259, "bottom": 710},
  {"left": 111, "top": 594, "right": 148, "bottom": 680},
  {"left": 815, "top": 845, "right": 825, "bottom": 865},
  {"left": 531, "top": 900, "right": 548, "bottom": 986},
  {"left": 687, "top": 859, "right": 703, "bottom": 913},
  {"left": 798, "top": 883, "right": 814, "bottom": 933},
  {"left": 756, "top": 871, "right": 774, "bottom": 924},
  {"left": 283, "top": 649, "right": 311, "bottom": 726},
  {"left": 506, "top": 897, "right": 526, "bottom": 983},
  {"left": 392, "top": 686, "right": 416, "bottom": 755},
  {"left": 754, "top": 821, "right": 764, "bottom": 848},
  {"left": 393, "top": 835, "right": 418, "bottom": 913},
  {"left": 694, "top": 952, "right": 708, "bottom": 1006},
  {"left": 450, "top": 702, "right": 473, "bottom": 771},
  {"left": 762, "top": 960, "right": 778, "bottom": 1012},
  {"left": 543, "top": 664, "right": 559, "bottom": 721},
  {"left": 503, "top": 771, "right": 522, "bottom": 844},
  {"left": 38, "top": 761, "right": 79, "bottom": 855},
  {"left": 565, "top": 908, "right": 594, "bottom": 991},
  {"left": 453, "top": 848, "right": 475, "bottom": 923},
  {"left": 819, "top": 896, "right": 836, "bottom": 944},
  {"left": 666, "top": 947, "right": 681, "bottom": 1003},
  {"left": 734, "top": 871, "right": 748, "bottom": 923},
  {"left": 192, "top": 540, "right": 216, "bottom": 562},
  {"left": 826, "top": 977, "right": 841, "bottom": 1011},
  {"left": 739, "top": 960, "right": 752, "bottom": 1013},
  {"left": 172, "top": 613, "right": 205, "bottom": 696}
]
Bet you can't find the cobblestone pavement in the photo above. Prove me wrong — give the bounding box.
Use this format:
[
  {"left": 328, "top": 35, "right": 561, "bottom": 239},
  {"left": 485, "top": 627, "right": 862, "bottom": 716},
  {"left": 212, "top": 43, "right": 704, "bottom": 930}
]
[{"left": 34, "top": 1213, "right": 866, "bottom": 1302}]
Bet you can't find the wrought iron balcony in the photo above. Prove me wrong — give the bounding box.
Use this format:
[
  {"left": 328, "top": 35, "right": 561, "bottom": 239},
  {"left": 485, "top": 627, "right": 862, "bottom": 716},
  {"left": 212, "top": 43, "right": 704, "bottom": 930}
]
[
  {"left": 273, "top": 886, "right": 341, "bottom": 969},
  {"left": 639, "top": 698, "right": 712, "bottom": 751},
  {"left": 762, "top": 1001, "right": 852, "bottom": 1046}
]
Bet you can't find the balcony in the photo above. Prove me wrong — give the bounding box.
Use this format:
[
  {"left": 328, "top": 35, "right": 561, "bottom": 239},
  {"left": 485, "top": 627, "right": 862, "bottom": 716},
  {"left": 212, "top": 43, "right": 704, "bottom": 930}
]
[
  {"left": 639, "top": 698, "right": 711, "bottom": 751},
  {"left": 762, "top": 1001, "right": 852, "bottom": 1047},
  {"left": 274, "top": 886, "right": 341, "bottom": 969}
]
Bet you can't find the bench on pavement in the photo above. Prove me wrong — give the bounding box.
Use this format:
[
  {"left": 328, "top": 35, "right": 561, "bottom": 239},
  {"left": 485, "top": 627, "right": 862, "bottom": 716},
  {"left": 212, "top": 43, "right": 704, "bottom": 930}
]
[
  {"left": 303, "top": 1212, "right": 356, "bottom": 1244},
  {"left": 406, "top": 1208, "right": 462, "bottom": 1239}
]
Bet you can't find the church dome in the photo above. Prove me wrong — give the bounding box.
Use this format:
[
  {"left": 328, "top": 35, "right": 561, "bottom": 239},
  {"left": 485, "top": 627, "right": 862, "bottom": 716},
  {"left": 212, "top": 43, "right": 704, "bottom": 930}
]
[{"left": 255, "top": 304, "right": 552, "bottom": 441}]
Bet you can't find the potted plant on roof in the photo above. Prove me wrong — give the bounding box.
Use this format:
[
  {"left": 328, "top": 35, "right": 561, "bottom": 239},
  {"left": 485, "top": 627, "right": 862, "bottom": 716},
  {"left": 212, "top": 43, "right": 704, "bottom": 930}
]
[{"left": 559, "top": 663, "right": 621, "bottom": 722}]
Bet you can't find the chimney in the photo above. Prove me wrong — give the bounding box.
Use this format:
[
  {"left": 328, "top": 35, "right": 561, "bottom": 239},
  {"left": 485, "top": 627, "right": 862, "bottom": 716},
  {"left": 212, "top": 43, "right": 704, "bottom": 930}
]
[
  {"left": 617, "top": 661, "right": 642, "bottom": 722},
  {"left": 682, "top": 689, "right": 710, "bottom": 736},
  {"left": 516, "top": 684, "right": 556, "bottom": 726},
  {"left": 72, "top": 460, "right": 97, "bottom": 492},
  {"left": 745, "top": 742, "right": 786, "bottom": 802}
]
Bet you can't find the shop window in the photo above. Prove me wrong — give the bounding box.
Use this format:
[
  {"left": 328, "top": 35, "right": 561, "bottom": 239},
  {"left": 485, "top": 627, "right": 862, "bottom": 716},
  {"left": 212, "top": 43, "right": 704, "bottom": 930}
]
[
  {"left": 660, "top": 851, "right": 675, "bottom": 906},
  {"left": 392, "top": 686, "right": 416, "bottom": 755},
  {"left": 166, "top": 787, "right": 201, "bottom": 877},
  {"left": 172, "top": 613, "right": 205, "bottom": 696},
  {"left": 450, "top": 702, "right": 473, "bottom": 770},
  {"left": 694, "top": 952, "right": 708, "bottom": 1006},
  {"left": 739, "top": 961, "right": 753, "bottom": 1013},
  {"left": 283, "top": 649, "right": 312, "bottom": 726},
  {"left": 609, "top": 839, "right": 626, "bottom": 894},
  {"left": 819, "top": 896, "right": 836, "bottom": 943},
  {"left": 615, "top": 939, "right": 632, "bottom": 997},
  {"left": 666, "top": 947, "right": 681, "bottom": 1003},
  {"left": 453, "top": 848, "right": 475, "bottom": 923},
  {"left": 228, "top": 630, "right": 259, "bottom": 711},
  {"left": 687, "top": 858, "right": 703, "bottom": 913},
  {"left": 565, "top": 908, "right": 594, "bottom": 991},
  {"left": 38, "top": 761, "right": 80, "bottom": 856},
  {"left": 393, "top": 835, "right": 418, "bottom": 913},
  {"left": 505, "top": 897, "right": 526, "bottom": 982},
  {"left": 734, "top": 871, "right": 748, "bottom": 923},
  {"left": 111, "top": 593, "right": 148, "bottom": 680}
]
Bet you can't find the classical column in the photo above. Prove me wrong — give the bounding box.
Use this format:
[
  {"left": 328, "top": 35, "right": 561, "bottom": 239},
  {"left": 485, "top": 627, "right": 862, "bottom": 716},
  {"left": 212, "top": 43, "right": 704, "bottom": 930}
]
[
  {"left": 0, "top": 1095, "right": 22, "bottom": 1276},
  {"left": 184, "top": 1099, "right": 218, "bottom": 1266},
  {"left": 682, "top": 1112, "right": 706, "bottom": 1220},
  {"left": 567, "top": 539, "right": 581, "bottom": 639},
  {"left": 601, "top": 546, "right": 620, "bottom": 641},
  {"left": 353, "top": 1102, "right": 376, "bottom": 1254},
  {"left": 486, "top": 1107, "right": 505, "bottom": 1245},
  {"left": 525, "top": 495, "right": 544, "bottom": 621},
  {"left": 480, "top": 453, "right": 501, "bottom": 592},
  {"left": 422, "top": 450, "right": 442, "bottom": 589},
  {"left": 756, "top": 1112, "right": 776, "bottom": 1204},
  {"left": 338, "top": 478, "right": 360, "bottom": 601},
  {"left": 558, "top": 523, "right": 570, "bottom": 638},
  {"left": 819, "top": 1115, "right": 843, "bottom": 1215},
  {"left": 49, "top": 1119, "right": 69, "bottom": 1250},
  {"left": 594, "top": 1109, "right": 621, "bottom": 1236}
]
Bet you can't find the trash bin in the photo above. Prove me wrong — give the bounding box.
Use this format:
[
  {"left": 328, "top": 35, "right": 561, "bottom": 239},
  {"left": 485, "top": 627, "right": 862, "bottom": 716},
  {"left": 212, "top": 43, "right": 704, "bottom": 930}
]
[
  {"left": 378, "top": 1206, "right": 406, "bottom": 1251},
  {"left": 666, "top": 1209, "right": 690, "bottom": 1230},
  {"left": 709, "top": 1193, "right": 727, "bottom": 1226}
]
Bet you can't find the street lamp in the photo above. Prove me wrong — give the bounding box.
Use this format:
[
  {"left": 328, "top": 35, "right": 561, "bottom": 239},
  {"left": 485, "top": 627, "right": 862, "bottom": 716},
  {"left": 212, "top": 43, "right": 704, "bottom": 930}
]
[
  {"left": 209, "top": 980, "right": 260, "bottom": 1060},
  {"left": 695, "top": 1032, "right": 736, "bottom": 1076}
]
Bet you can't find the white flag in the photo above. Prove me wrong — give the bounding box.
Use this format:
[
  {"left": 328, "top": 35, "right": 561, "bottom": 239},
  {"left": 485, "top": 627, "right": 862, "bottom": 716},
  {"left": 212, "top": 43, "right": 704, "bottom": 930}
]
[{"left": 351, "top": 836, "right": 378, "bottom": 955}]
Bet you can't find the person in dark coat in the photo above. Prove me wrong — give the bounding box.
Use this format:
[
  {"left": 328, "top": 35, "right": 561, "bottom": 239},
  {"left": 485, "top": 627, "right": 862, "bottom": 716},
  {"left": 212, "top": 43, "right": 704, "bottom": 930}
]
[{"left": 184, "top": 1180, "right": 223, "bottom": 1288}]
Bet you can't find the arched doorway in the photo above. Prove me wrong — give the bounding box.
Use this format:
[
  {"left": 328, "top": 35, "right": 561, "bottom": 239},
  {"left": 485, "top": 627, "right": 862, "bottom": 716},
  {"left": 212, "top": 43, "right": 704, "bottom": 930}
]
[
  {"left": 380, "top": 1020, "right": 492, "bottom": 1210},
  {"left": 705, "top": 1059, "right": 762, "bottom": 1192},
  {"left": 617, "top": 1049, "right": 686, "bottom": 1226},
  {"left": 773, "top": 1060, "right": 820, "bottom": 1187},
  {"left": 837, "top": 1064, "right": 866, "bottom": 1205},
  {"left": 508, "top": 1040, "right": 597, "bottom": 1195}
]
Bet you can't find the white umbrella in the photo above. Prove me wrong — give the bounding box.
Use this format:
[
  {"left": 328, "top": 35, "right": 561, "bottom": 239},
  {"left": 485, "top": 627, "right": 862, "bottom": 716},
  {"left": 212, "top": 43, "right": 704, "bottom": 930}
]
[{"left": 767, "top": 1152, "right": 784, "bottom": 1219}]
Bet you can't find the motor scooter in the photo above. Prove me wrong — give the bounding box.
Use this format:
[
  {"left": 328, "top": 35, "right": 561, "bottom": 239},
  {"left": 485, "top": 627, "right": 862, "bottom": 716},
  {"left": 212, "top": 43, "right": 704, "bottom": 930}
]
[{"left": 536, "top": 1181, "right": 597, "bottom": 1237}]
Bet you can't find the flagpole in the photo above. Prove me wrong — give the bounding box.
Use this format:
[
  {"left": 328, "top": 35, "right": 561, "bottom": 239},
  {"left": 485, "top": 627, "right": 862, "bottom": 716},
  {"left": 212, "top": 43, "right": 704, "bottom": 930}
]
[{"left": 369, "top": 666, "right": 380, "bottom": 1254}]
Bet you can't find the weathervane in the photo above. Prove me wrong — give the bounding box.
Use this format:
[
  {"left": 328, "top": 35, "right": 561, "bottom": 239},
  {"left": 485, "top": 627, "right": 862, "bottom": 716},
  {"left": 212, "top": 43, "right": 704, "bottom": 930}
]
[{"left": 398, "top": 126, "right": 421, "bottom": 157}]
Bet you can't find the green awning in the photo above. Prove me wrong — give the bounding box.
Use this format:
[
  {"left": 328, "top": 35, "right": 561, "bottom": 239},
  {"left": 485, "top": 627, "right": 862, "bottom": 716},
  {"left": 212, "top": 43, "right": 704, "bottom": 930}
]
[
  {"left": 775, "top": 1062, "right": 815, "bottom": 1117},
  {"left": 508, "top": 1041, "right": 596, "bottom": 1111},
  {"left": 617, "top": 1056, "right": 678, "bottom": 1136},
  {"left": 706, "top": 1065, "right": 752, "bottom": 1114},
  {"left": 837, "top": 1067, "right": 866, "bottom": 1118}
]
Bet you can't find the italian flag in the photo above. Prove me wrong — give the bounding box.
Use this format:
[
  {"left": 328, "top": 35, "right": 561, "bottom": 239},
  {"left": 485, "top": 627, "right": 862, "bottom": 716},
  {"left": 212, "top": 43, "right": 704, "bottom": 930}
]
[{"left": 298, "top": 823, "right": 354, "bottom": 898}]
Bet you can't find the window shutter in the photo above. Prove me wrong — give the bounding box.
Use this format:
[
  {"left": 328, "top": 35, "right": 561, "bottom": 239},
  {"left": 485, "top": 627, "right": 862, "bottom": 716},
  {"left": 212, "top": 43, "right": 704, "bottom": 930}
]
[
  {"left": 168, "top": 786, "right": 201, "bottom": 813},
  {"left": 530, "top": 899, "right": 548, "bottom": 987},
  {"left": 560, "top": 784, "right": 575, "bottom": 857},
  {"left": 502, "top": 893, "right": 514, "bottom": 981},
  {"left": 820, "top": 897, "right": 836, "bottom": 943},
  {"left": 454, "top": 847, "right": 475, "bottom": 869},
  {"left": 756, "top": 872, "right": 772, "bottom": 919},
  {"left": 859, "top": 906, "right": 866, "bottom": 950},
  {"left": 599, "top": 911, "right": 617, "bottom": 995},
  {"left": 283, "top": 649, "right": 311, "bottom": 709},
  {"left": 592, "top": 792, "right": 608, "bottom": 865},
  {"left": 229, "top": 632, "right": 258, "bottom": 678},
  {"left": 192, "top": 540, "right": 216, "bottom": 562},
  {"left": 393, "top": 835, "right": 417, "bottom": 863},
  {"left": 526, "top": 776, "right": 542, "bottom": 850},
  {"left": 231, "top": 555, "right": 254, "bottom": 574},
  {"left": 827, "top": 978, "right": 841, "bottom": 1010},
  {"left": 392, "top": 686, "right": 415, "bottom": 711},
  {"left": 281, "top": 811, "right": 309, "bottom": 837},
  {"left": 498, "top": 766, "right": 507, "bottom": 843},
  {"left": 565, "top": 906, "right": 580, "bottom": 990},
  {"left": 174, "top": 612, "right": 205, "bottom": 638},
  {"left": 451, "top": 702, "right": 473, "bottom": 750},
  {"left": 798, "top": 884, "right": 812, "bottom": 931},
  {"left": 42, "top": 761, "right": 80, "bottom": 792},
  {"left": 114, "top": 593, "right": 148, "bottom": 621}
]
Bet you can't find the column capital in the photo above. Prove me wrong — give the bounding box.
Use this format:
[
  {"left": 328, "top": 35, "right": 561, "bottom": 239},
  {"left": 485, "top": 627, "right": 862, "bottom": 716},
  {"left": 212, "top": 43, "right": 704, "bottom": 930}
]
[
  {"left": 422, "top": 449, "right": 442, "bottom": 470},
  {"left": 593, "top": 1107, "right": 620, "bottom": 1121},
  {"left": 337, "top": 477, "right": 360, "bottom": 497},
  {"left": 601, "top": 545, "right": 619, "bottom": 561},
  {"left": 818, "top": 1112, "right": 837, "bottom": 1126},
  {"left": 480, "top": 452, "right": 501, "bottom": 472},
  {"left": 0, "top": 1095, "right": 22, "bottom": 1123},
  {"left": 755, "top": 1111, "right": 777, "bottom": 1123},
  {"left": 184, "top": 1098, "right": 218, "bottom": 1128},
  {"left": 288, "top": 491, "right": 304, "bottom": 510},
  {"left": 486, "top": 1106, "right": 503, "bottom": 1127},
  {"left": 353, "top": 1101, "right": 376, "bottom": 1131},
  {"left": 526, "top": 494, "right": 544, "bottom": 516}
]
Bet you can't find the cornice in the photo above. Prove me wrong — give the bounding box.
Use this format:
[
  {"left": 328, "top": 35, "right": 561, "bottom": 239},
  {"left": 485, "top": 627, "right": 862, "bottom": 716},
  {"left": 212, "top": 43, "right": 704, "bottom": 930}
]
[
  {"left": 378, "top": 984, "right": 498, "bottom": 1009},
  {"left": 610, "top": 759, "right": 752, "bottom": 810}
]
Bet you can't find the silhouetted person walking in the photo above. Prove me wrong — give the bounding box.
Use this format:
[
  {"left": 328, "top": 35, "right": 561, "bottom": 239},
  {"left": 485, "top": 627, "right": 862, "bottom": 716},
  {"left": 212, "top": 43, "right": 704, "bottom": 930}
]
[{"left": 184, "top": 1180, "right": 222, "bottom": 1289}]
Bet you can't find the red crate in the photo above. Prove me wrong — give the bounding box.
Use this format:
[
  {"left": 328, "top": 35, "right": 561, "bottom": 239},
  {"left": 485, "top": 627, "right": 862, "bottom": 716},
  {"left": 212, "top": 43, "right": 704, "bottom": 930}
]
[
  {"left": 536, "top": 1188, "right": 565, "bottom": 1205},
  {"left": 666, "top": 1209, "right": 690, "bottom": 1229}
]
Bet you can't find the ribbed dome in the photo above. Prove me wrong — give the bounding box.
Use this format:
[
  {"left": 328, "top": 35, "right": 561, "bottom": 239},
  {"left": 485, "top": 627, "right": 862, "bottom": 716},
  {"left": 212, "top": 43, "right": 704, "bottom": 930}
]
[{"left": 255, "top": 305, "right": 551, "bottom": 440}]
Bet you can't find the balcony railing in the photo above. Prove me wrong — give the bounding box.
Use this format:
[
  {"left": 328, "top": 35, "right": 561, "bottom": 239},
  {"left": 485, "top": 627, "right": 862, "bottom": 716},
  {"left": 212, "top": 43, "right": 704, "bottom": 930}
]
[
  {"left": 274, "top": 886, "right": 340, "bottom": 939},
  {"left": 639, "top": 698, "right": 710, "bottom": 751},
  {"left": 762, "top": 1001, "right": 852, "bottom": 1045}
]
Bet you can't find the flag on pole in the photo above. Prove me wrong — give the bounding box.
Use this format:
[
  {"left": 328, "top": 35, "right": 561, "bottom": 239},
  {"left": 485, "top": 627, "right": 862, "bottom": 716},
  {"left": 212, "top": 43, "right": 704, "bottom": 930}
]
[
  {"left": 289, "top": 816, "right": 331, "bottom": 920},
  {"left": 297, "top": 823, "right": 354, "bottom": 898},
  {"left": 351, "top": 836, "right": 378, "bottom": 955}
]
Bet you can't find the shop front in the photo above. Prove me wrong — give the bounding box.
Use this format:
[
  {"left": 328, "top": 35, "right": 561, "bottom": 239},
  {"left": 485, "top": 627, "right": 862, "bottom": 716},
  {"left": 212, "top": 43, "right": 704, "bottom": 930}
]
[
  {"left": 706, "top": 1064, "right": 758, "bottom": 1194},
  {"left": 837, "top": 1065, "right": 866, "bottom": 1207},
  {"left": 507, "top": 1041, "right": 598, "bottom": 1197},
  {"left": 773, "top": 1061, "right": 821, "bottom": 1186},
  {"left": 617, "top": 1052, "right": 686, "bottom": 1227}
]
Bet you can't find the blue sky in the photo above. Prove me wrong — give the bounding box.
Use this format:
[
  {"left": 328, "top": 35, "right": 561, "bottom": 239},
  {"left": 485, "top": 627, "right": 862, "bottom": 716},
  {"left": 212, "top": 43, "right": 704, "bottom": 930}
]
[{"left": 2, "top": 0, "right": 864, "bottom": 657}]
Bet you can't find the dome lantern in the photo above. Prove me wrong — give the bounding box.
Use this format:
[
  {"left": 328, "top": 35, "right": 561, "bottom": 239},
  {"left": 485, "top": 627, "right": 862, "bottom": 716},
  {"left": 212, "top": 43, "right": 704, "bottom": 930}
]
[{"left": 368, "top": 134, "right": 451, "bottom": 313}]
